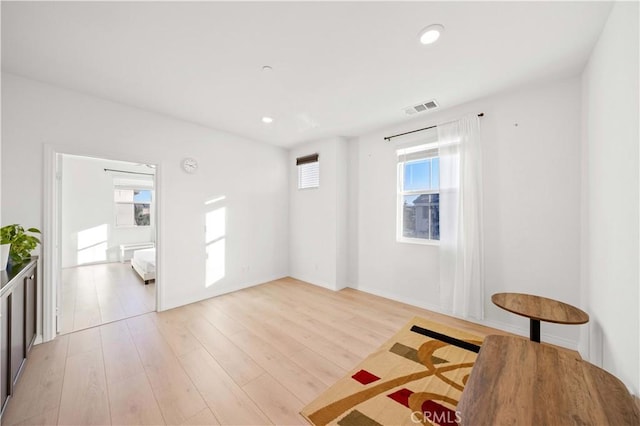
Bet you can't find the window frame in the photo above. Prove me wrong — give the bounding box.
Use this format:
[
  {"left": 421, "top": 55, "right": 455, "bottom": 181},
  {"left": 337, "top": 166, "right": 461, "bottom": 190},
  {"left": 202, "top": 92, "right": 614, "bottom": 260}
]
[
  {"left": 396, "top": 144, "right": 440, "bottom": 246},
  {"left": 114, "top": 188, "right": 153, "bottom": 228},
  {"left": 296, "top": 153, "right": 320, "bottom": 190}
]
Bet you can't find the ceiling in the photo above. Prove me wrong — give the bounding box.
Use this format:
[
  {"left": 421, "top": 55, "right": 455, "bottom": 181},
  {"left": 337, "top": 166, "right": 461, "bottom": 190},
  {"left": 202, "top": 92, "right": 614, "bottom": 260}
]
[{"left": 2, "top": 2, "right": 612, "bottom": 148}]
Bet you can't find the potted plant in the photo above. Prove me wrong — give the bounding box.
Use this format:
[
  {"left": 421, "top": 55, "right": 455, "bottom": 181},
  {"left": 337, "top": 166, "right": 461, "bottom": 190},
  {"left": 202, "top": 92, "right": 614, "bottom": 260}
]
[
  {"left": 0, "top": 225, "right": 41, "bottom": 271},
  {"left": 0, "top": 236, "right": 9, "bottom": 272}
]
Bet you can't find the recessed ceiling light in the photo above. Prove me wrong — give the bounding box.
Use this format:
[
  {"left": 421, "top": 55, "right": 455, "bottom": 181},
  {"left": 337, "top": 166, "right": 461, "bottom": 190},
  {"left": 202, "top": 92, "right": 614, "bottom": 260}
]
[
  {"left": 262, "top": 116, "right": 274, "bottom": 124},
  {"left": 419, "top": 24, "right": 444, "bottom": 45},
  {"left": 262, "top": 65, "right": 273, "bottom": 72}
]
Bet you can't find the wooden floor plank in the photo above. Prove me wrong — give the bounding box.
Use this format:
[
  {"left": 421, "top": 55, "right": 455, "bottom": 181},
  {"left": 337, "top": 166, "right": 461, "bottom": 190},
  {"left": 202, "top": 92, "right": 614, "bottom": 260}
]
[
  {"left": 68, "top": 327, "right": 102, "bottom": 356},
  {"left": 242, "top": 373, "right": 307, "bottom": 425},
  {"left": 155, "top": 305, "right": 193, "bottom": 325},
  {"left": 210, "top": 296, "right": 308, "bottom": 355},
  {"left": 147, "top": 374, "right": 208, "bottom": 426},
  {"left": 126, "top": 313, "right": 158, "bottom": 336},
  {"left": 191, "top": 300, "right": 246, "bottom": 336},
  {"left": 72, "top": 307, "right": 102, "bottom": 331},
  {"left": 107, "top": 372, "right": 165, "bottom": 425},
  {"left": 100, "top": 321, "right": 146, "bottom": 385},
  {"left": 179, "top": 408, "right": 220, "bottom": 426},
  {"left": 60, "top": 263, "right": 156, "bottom": 335},
  {"left": 1, "top": 335, "right": 69, "bottom": 425},
  {"left": 130, "top": 329, "right": 208, "bottom": 425},
  {"left": 286, "top": 347, "right": 348, "bottom": 387},
  {"left": 224, "top": 287, "right": 378, "bottom": 359},
  {"left": 178, "top": 348, "right": 270, "bottom": 425},
  {"left": 213, "top": 290, "right": 363, "bottom": 369},
  {"left": 186, "top": 317, "right": 264, "bottom": 386},
  {"left": 153, "top": 315, "right": 203, "bottom": 357},
  {"left": 4, "top": 277, "right": 559, "bottom": 426},
  {"left": 266, "top": 316, "right": 363, "bottom": 371},
  {"left": 57, "top": 349, "right": 111, "bottom": 425},
  {"left": 13, "top": 406, "right": 59, "bottom": 426},
  {"left": 99, "top": 302, "right": 128, "bottom": 324},
  {"left": 228, "top": 329, "right": 328, "bottom": 404}
]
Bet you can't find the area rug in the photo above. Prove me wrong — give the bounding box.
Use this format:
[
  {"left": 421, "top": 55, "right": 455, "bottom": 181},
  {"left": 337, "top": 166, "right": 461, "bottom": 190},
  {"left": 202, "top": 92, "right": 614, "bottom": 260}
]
[{"left": 301, "top": 317, "right": 484, "bottom": 426}]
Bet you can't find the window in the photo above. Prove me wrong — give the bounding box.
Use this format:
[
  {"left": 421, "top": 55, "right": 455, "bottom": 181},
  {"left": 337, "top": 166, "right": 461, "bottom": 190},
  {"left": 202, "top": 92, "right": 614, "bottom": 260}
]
[
  {"left": 297, "top": 153, "right": 319, "bottom": 189},
  {"left": 114, "top": 189, "right": 152, "bottom": 227},
  {"left": 397, "top": 144, "right": 440, "bottom": 242}
]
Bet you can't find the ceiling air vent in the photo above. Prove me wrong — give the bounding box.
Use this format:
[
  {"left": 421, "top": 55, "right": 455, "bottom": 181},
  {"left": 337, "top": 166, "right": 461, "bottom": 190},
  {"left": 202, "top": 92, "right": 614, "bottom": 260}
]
[{"left": 404, "top": 99, "right": 439, "bottom": 115}]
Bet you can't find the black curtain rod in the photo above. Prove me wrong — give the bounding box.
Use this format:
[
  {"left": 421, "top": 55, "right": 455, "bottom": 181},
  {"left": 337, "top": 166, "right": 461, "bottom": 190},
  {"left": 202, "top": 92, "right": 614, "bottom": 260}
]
[
  {"left": 384, "top": 113, "right": 484, "bottom": 142},
  {"left": 104, "top": 168, "right": 155, "bottom": 176}
]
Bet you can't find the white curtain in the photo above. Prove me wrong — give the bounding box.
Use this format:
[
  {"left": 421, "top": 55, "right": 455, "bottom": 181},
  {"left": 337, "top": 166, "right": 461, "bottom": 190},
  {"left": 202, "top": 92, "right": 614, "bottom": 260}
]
[{"left": 438, "top": 114, "right": 484, "bottom": 319}]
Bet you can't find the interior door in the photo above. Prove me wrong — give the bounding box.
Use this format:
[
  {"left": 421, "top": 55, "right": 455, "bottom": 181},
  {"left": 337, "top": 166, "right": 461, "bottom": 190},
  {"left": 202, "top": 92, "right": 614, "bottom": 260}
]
[{"left": 55, "top": 153, "right": 63, "bottom": 334}]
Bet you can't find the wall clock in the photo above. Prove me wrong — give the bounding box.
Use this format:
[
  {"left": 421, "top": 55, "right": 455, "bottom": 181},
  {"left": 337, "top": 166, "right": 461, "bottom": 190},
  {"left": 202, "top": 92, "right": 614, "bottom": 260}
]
[{"left": 182, "top": 157, "right": 198, "bottom": 173}]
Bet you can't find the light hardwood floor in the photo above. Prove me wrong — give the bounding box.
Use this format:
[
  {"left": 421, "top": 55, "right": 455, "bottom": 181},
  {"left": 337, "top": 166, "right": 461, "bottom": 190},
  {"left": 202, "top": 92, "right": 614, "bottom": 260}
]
[
  {"left": 3, "top": 277, "right": 514, "bottom": 426},
  {"left": 60, "top": 263, "right": 156, "bottom": 334}
]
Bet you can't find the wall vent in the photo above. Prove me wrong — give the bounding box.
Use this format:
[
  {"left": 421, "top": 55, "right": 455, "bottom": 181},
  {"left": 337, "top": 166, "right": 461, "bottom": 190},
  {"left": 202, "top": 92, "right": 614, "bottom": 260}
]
[{"left": 404, "top": 99, "right": 439, "bottom": 115}]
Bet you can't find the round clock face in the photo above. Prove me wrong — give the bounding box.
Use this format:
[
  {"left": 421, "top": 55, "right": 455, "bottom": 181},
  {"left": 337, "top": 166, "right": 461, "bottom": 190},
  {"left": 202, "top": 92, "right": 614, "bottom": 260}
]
[{"left": 182, "top": 158, "right": 198, "bottom": 173}]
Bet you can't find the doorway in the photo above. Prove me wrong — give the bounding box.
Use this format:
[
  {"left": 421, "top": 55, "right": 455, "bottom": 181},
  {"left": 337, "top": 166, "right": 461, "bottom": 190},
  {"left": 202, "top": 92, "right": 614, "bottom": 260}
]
[{"left": 56, "top": 154, "right": 158, "bottom": 334}]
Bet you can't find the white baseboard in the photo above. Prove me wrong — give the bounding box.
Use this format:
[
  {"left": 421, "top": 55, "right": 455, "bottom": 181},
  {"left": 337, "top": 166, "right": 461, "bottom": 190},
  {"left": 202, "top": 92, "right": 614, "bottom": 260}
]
[
  {"left": 210, "top": 274, "right": 287, "bottom": 298},
  {"left": 351, "top": 284, "right": 579, "bottom": 351},
  {"left": 288, "top": 274, "right": 336, "bottom": 291},
  {"left": 161, "top": 274, "right": 287, "bottom": 311},
  {"left": 62, "top": 260, "right": 115, "bottom": 269}
]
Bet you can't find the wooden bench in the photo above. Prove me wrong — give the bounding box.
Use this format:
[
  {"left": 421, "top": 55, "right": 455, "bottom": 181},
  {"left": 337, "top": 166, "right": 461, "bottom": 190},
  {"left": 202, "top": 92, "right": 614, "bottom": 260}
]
[{"left": 458, "top": 334, "right": 640, "bottom": 425}]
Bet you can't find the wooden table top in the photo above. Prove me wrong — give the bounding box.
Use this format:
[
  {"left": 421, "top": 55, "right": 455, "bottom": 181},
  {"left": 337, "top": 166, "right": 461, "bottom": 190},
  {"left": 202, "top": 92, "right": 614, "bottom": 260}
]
[
  {"left": 492, "top": 292, "right": 589, "bottom": 324},
  {"left": 457, "top": 335, "right": 640, "bottom": 425}
]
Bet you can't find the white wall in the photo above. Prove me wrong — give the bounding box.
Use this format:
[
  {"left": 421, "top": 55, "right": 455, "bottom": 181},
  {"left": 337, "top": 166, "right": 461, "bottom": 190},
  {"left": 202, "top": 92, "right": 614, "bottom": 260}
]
[
  {"left": 581, "top": 1, "right": 639, "bottom": 394},
  {"left": 346, "top": 138, "right": 359, "bottom": 286},
  {"left": 1, "top": 73, "right": 289, "bottom": 311},
  {"left": 60, "top": 156, "right": 155, "bottom": 268},
  {"left": 351, "top": 76, "right": 583, "bottom": 348},
  {"left": 289, "top": 137, "right": 348, "bottom": 290}
]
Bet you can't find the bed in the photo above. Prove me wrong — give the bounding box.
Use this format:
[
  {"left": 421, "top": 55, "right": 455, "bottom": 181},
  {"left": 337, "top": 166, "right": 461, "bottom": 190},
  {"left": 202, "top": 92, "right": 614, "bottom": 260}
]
[{"left": 131, "top": 247, "right": 156, "bottom": 284}]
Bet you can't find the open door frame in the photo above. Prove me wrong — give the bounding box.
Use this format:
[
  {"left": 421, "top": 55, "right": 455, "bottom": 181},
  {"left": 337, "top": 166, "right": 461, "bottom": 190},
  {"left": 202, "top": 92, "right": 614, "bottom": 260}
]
[{"left": 42, "top": 145, "right": 164, "bottom": 342}]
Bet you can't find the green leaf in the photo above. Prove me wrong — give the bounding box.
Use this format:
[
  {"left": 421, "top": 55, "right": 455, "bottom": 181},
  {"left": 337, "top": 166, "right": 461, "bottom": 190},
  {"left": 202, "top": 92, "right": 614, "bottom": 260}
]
[{"left": 1, "top": 224, "right": 42, "bottom": 262}]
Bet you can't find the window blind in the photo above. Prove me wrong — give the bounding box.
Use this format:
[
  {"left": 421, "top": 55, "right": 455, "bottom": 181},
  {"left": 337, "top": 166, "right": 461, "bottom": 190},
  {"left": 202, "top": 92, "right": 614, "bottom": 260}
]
[{"left": 296, "top": 153, "right": 319, "bottom": 189}]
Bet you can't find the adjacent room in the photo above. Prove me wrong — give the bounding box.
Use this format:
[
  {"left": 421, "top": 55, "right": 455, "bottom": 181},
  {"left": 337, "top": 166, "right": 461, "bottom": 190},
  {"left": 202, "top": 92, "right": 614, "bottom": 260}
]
[
  {"left": 0, "top": 1, "right": 638, "bottom": 425},
  {"left": 59, "top": 155, "right": 157, "bottom": 334}
]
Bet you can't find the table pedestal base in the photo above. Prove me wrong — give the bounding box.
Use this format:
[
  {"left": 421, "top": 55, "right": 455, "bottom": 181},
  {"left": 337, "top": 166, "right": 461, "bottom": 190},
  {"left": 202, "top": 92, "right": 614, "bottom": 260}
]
[{"left": 530, "top": 319, "right": 540, "bottom": 342}]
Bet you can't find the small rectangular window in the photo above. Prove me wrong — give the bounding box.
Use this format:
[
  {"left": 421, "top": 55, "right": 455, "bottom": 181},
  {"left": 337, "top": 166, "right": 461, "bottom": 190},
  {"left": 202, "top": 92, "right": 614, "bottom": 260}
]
[
  {"left": 397, "top": 144, "right": 440, "bottom": 243},
  {"left": 297, "top": 153, "right": 319, "bottom": 189},
  {"left": 114, "top": 189, "right": 152, "bottom": 227}
]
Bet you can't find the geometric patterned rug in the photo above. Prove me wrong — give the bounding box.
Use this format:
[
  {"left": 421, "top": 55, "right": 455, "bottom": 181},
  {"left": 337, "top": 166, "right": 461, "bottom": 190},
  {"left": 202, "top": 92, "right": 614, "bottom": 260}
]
[{"left": 301, "top": 317, "right": 484, "bottom": 426}]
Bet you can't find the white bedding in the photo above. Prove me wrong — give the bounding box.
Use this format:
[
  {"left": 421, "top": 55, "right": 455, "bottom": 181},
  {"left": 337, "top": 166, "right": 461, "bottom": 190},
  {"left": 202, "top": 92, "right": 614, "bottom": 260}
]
[
  {"left": 132, "top": 248, "right": 156, "bottom": 272},
  {"left": 131, "top": 247, "right": 156, "bottom": 283}
]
